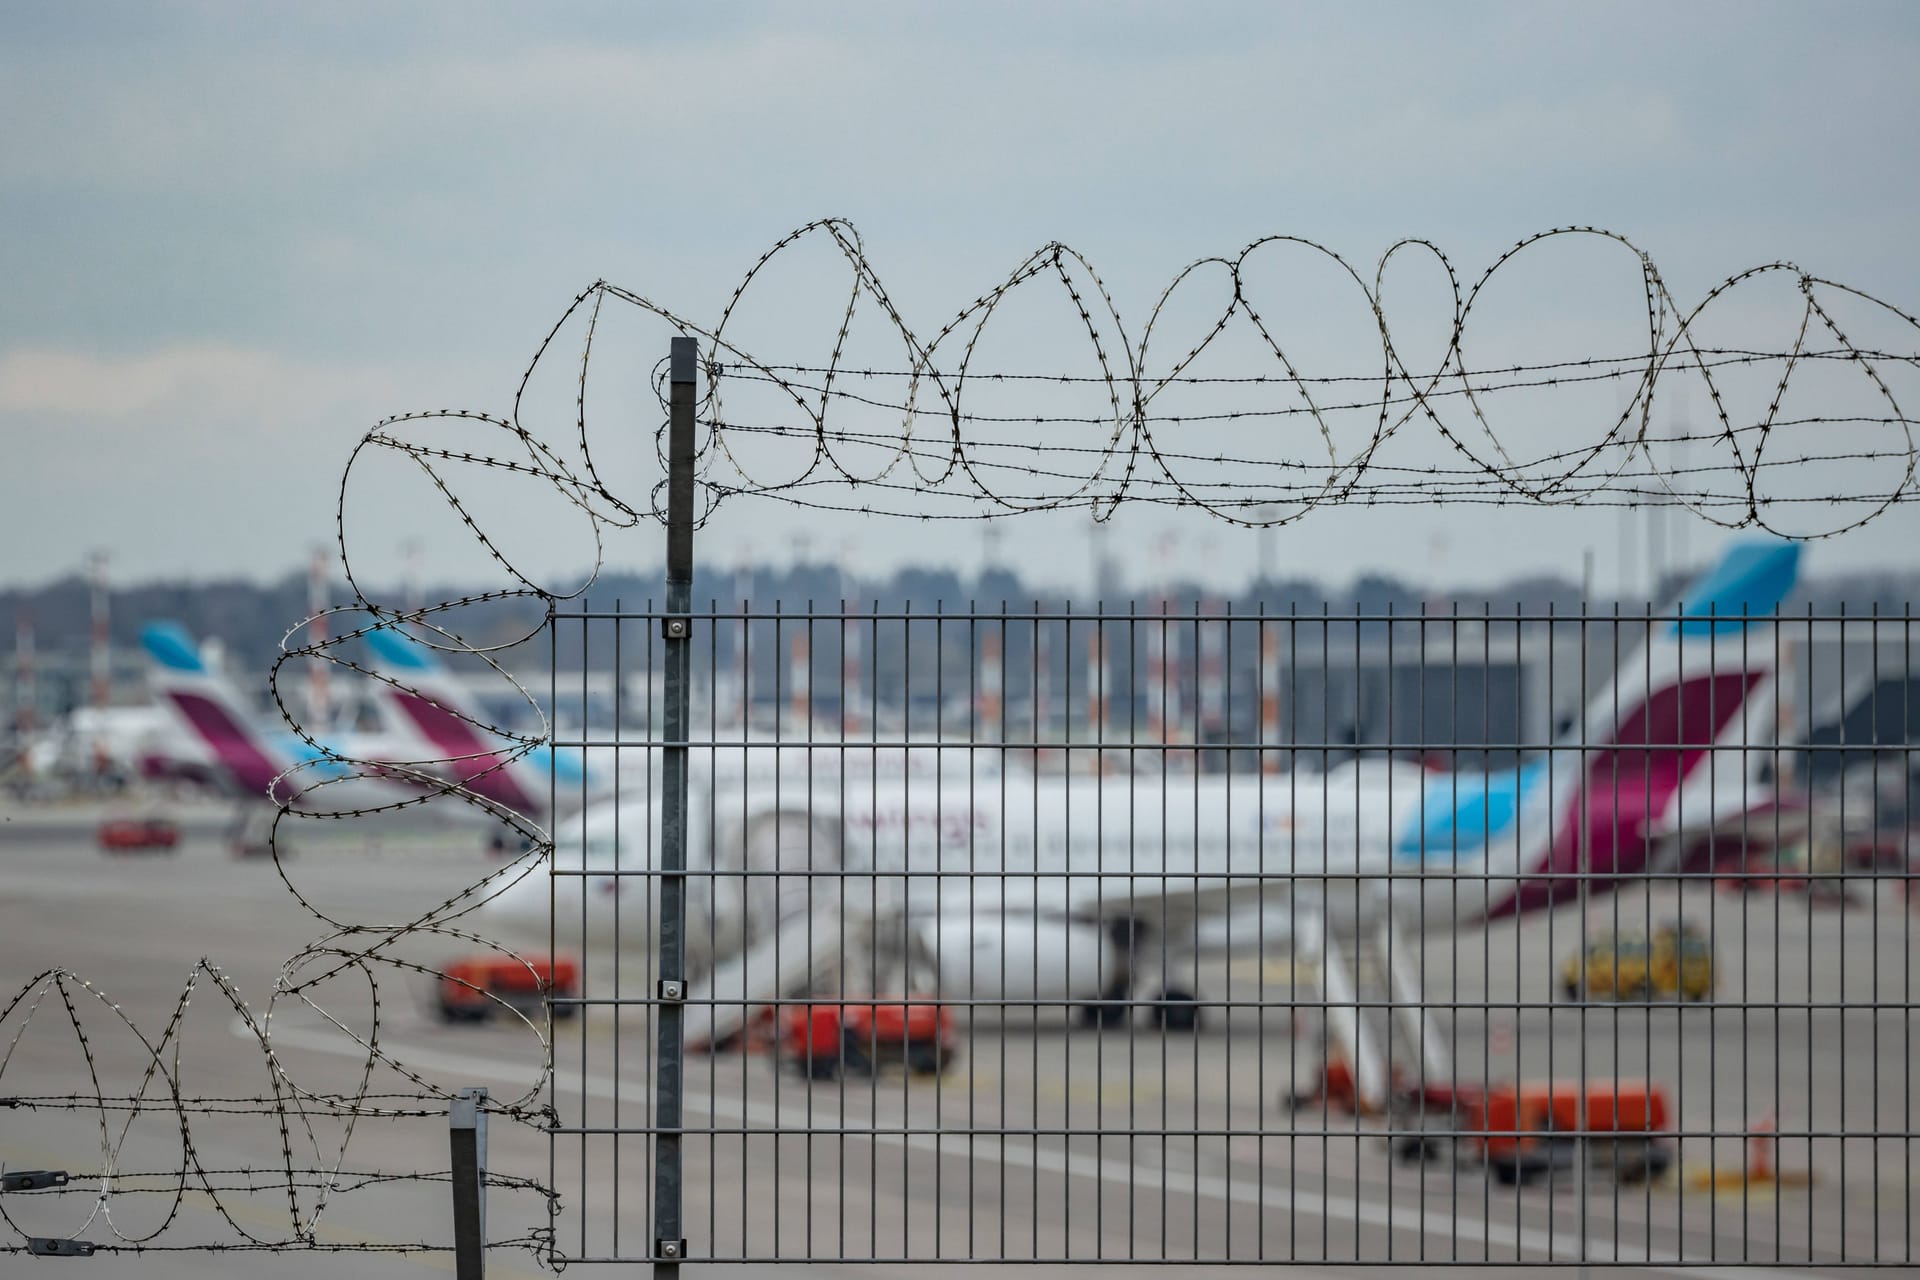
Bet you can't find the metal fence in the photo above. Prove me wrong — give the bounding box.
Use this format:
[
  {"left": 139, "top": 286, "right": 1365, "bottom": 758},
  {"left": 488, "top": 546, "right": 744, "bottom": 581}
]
[
  {"left": 11, "top": 233, "right": 1915, "bottom": 1272},
  {"left": 513, "top": 338, "right": 1916, "bottom": 1272},
  {"left": 540, "top": 594, "right": 1917, "bottom": 1269}
]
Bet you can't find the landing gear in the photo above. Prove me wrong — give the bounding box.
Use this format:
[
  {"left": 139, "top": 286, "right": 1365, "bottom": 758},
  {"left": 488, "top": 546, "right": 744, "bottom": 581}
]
[
  {"left": 1082, "top": 922, "right": 1137, "bottom": 1028},
  {"left": 1095, "top": 918, "right": 1205, "bottom": 1032},
  {"left": 1150, "top": 990, "right": 1202, "bottom": 1032},
  {"left": 1078, "top": 999, "right": 1130, "bottom": 1028}
]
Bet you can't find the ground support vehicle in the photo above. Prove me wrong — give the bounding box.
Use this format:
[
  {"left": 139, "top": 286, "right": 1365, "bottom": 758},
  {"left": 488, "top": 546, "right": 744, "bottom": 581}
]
[
  {"left": 1560, "top": 924, "right": 1715, "bottom": 1001},
  {"left": 97, "top": 816, "right": 180, "bottom": 852},
  {"left": 781, "top": 1000, "right": 957, "bottom": 1080},
  {"left": 437, "top": 952, "right": 581, "bottom": 1022},
  {"left": 1295, "top": 1063, "right": 1677, "bottom": 1186},
  {"left": 1468, "top": 1079, "right": 1674, "bottom": 1184}
]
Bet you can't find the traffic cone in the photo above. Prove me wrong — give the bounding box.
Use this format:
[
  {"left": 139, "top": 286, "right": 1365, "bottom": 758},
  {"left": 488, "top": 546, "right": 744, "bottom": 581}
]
[
  {"left": 1686, "top": 1110, "right": 1811, "bottom": 1192},
  {"left": 1747, "top": 1113, "right": 1776, "bottom": 1182}
]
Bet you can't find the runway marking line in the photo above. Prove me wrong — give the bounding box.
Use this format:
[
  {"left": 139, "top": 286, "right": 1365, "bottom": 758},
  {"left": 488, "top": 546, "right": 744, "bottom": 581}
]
[{"left": 246, "top": 1017, "right": 1837, "bottom": 1278}]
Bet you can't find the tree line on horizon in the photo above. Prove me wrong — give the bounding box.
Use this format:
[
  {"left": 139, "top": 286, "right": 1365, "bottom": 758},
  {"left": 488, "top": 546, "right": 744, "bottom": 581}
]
[{"left": 5, "top": 558, "right": 1917, "bottom": 676}]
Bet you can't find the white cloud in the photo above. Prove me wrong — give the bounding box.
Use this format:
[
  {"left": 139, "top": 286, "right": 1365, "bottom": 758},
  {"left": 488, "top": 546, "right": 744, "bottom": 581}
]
[{"left": 0, "top": 343, "right": 413, "bottom": 420}]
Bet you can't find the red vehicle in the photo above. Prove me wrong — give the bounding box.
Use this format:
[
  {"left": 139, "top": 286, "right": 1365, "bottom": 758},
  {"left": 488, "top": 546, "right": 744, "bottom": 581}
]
[
  {"left": 1475, "top": 1079, "right": 1672, "bottom": 1184},
  {"left": 437, "top": 953, "right": 580, "bottom": 1022},
  {"left": 97, "top": 817, "right": 180, "bottom": 852},
  {"left": 1382, "top": 1077, "right": 1674, "bottom": 1184},
  {"left": 781, "top": 1000, "right": 957, "bottom": 1079}
]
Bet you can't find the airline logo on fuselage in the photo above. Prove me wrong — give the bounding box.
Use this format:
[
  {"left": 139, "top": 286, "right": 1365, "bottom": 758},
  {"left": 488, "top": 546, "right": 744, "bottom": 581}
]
[{"left": 842, "top": 805, "right": 993, "bottom": 849}]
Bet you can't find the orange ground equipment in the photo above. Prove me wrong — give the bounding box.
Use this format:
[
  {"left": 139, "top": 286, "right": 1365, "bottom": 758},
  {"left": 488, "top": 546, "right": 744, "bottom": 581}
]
[
  {"left": 437, "top": 953, "right": 580, "bottom": 1023},
  {"left": 780, "top": 1000, "right": 957, "bottom": 1080},
  {"left": 1295, "top": 1063, "right": 1677, "bottom": 1186},
  {"left": 1471, "top": 1079, "right": 1672, "bottom": 1184}
]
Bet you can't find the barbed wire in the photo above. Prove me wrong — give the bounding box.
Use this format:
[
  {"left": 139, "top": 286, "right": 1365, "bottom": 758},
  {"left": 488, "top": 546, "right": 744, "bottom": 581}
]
[
  {"left": 349, "top": 222, "right": 1919, "bottom": 567},
  {"left": 10, "top": 221, "right": 1917, "bottom": 1262},
  {"left": 0, "top": 963, "right": 557, "bottom": 1258},
  {"left": 294, "top": 221, "right": 1914, "bottom": 1260}
]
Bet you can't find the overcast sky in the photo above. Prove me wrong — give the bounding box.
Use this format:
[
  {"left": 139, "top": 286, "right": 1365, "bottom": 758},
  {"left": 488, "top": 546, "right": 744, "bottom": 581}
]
[{"left": 5, "top": 1, "right": 1918, "bottom": 603}]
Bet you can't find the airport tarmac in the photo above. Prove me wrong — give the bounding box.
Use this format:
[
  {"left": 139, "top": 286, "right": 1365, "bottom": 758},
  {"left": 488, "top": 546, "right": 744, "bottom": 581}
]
[{"left": 1, "top": 800, "right": 1913, "bottom": 1276}]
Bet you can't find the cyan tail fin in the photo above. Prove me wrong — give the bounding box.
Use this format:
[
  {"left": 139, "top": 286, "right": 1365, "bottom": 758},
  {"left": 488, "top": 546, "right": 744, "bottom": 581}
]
[
  {"left": 361, "top": 622, "right": 446, "bottom": 676},
  {"left": 1668, "top": 541, "right": 1801, "bottom": 635}
]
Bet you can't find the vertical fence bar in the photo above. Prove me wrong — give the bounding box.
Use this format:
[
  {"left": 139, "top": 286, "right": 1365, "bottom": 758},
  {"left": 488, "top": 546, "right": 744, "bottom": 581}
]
[
  {"left": 545, "top": 601, "right": 559, "bottom": 1266},
  {"left": 450, "top": 1086, "right": 489, "bottom": 1280},
  {"left": 653, "top": 334, "right": 697, "bottom": 1273}
]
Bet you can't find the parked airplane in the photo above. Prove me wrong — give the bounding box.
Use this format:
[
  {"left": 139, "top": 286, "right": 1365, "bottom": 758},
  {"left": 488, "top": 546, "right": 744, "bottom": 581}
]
[
  {"left": 360, "top": 621, "right": 997, "bottom": 820},
  {"left": 138, "top": 621, "right": 478, "bottom": 823},
  {"left": 486, "top": 543, "right": 1809, "bottom": 1107},
  {"left": 7, "top": 703, "right": 215, "bottom": 791},
  {"left": 359, "top": 623, "right": 585, "bottom": 818}
]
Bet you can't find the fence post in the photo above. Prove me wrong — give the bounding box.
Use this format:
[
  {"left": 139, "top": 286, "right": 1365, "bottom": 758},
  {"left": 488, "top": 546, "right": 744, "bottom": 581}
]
[
  {"left": 450, "top": 1086, "right": 488, "bottom": 1280},
  {"left": 653, "top": 335, "right": 697, "bottom": 1274}
]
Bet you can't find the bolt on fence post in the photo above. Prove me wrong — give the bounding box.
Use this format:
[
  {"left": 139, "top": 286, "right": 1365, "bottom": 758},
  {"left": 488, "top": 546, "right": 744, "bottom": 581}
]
[
  {"left": 450, "top": 1086, "right": 488, "bottom": 1280},
  {"left": 653, "top": 334, "right": 697, "bottom": 1274}
]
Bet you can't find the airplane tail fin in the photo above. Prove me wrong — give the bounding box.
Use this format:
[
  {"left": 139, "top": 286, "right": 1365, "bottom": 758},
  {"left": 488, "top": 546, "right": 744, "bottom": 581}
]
[
  {"left": 1582, "top": 540, "right": 1800, "bottom": 761},
  {"left": 362, "top": 622, "right": 576, "bottom": 814},
  {"left": 1666, "top": 541, "right": 1803, "bottom": 639},
  {"left": 139, "top": 621, "right": 293, "bottom": 799},
  {"left": 1552, "top": 540, "right": 1803, "bottom": 889},
  {"left": 360, "top": 623, "right": 485, "bottom": 748},
  {"left": 1383, "top": 542, "right": 1806, "bottom": 916}
]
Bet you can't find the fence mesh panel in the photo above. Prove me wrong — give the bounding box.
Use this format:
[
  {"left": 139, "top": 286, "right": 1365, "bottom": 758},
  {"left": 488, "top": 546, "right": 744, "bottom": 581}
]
[{"left": 542, "top": 599, "right": 1917, "bottom": 1267}]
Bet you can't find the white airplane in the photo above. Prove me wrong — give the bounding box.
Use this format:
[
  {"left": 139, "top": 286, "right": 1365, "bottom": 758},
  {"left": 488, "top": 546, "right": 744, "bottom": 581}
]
[
  {"left": 359, "top": 620, "right": 997, "bottom": 821},
  {"left": 487, "top": 542, "right": 1811, "bottom": 1108},
  {"left": 7, "top": 703, "right": 208, "bottom": 790},
  {"left": 356, "top": 622, "right": 591, "bottom": 819},
  {"left": 137, "top": 621, "right": 490, "bottom": 826}
]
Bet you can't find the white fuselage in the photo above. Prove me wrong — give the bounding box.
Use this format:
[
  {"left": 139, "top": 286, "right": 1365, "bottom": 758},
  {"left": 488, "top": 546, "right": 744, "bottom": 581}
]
[{"left": 491, "top": 756, "right": 1550, "bottom": 1007}]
